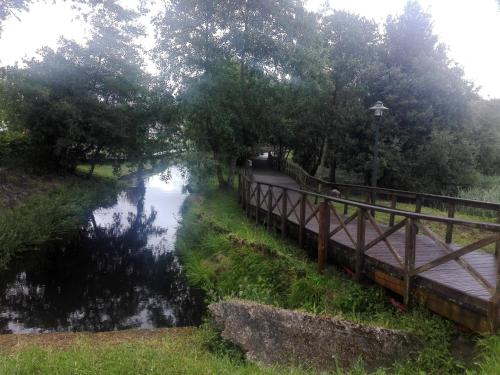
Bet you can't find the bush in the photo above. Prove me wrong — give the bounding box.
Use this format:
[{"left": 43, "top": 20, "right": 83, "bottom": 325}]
[{"left": 0, "top": 130, "right": 31, "bottom": 168}]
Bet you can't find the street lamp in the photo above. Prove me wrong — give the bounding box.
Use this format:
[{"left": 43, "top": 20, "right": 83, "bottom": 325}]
[{"left": 369, "top": 101, "right": 389, "bottom": 187}]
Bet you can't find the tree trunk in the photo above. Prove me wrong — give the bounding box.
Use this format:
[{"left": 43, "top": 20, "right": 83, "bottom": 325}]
[
  {"left": 316, "top": 137, "right": 329, "bottom": 179},
  {"left": 226, "top": 157, "right": 237, "bottom": 190},
  {"left": 216, "top": 162, "right": 226, "bottom": 189},
  {"left": 213, "top": 152, "right": 227, "bottom": 188},
  {"left": 87, "top": 146, "right": 102, "bottom": 179},
  {"left": 328, "top": 156, "right": 337, "bottom": 182}
]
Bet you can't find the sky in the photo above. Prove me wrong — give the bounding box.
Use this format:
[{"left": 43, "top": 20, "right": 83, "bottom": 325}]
[{"left": 0, "top": 0, "right": 499, "bottom": 99}]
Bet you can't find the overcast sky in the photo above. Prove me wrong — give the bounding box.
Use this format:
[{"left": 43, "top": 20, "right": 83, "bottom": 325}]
[{"left": 0, "top": 0, "right": 499, "bottom": 99}]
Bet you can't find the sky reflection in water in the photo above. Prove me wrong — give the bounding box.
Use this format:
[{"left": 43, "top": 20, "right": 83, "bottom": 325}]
[{"left": 0, "top": 167, "right": 204, "bottom": 334}]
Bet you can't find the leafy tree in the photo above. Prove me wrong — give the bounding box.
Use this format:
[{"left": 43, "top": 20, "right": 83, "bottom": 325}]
[
  {"left": 1, "top": 1, "right": 176, "bottom": 176},
  {"left": 181, "top": 61, "right": 273, "bottom": 188}
]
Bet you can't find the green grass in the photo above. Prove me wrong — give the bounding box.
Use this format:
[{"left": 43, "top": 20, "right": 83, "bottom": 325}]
[
  {"left": 459, "top": 175, "right": 500, "bottom": 215},
  {"left": 0, "top": 174, "right": 119, "bottom": 269},
  {"left": 176, "top": 183, "right": 493, "bottom": 374},
  {"left": 76, "top": 161, "right": 157, "bottom": 179},
  {"left": 469, "top": 335, "right": 500, "bottom": 375},
  {"left": 0, "top": 328, "right": 316, "bottom": 375},
  {"left": 76, "top": 163, "right": 137, "bottom": 179}
]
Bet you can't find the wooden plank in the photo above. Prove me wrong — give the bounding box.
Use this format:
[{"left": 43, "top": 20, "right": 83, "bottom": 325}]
[
  {"left": 416, "top": 221, "right": 494, "bottom": 293},
  {"left": 412, "top": 234, "right": 500, "bottom": 276}
]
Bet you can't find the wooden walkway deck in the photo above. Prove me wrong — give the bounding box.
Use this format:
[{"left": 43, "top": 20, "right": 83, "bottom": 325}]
[{"left": 240, "top": 156, "right": 500, "bottom": 332}]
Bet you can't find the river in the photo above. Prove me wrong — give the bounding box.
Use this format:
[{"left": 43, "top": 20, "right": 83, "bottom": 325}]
[{"left": 0, "top": 166, "right": 204, "bottom": 334}]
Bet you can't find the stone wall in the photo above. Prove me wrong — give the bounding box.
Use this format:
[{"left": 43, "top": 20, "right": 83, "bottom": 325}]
[{"left": 209, "top": 299, "right": 421, "bottom": 372}]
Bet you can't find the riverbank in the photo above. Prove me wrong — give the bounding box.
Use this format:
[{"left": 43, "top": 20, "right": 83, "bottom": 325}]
[
  {"left": 175, "top": 184, "right": 500, "bottom": 374},
  {"left": 0, "top": 167, "right": 120, "bottom": 269}
]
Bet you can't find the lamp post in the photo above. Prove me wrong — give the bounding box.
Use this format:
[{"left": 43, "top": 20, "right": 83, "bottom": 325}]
[{"left": 369, "top": 101, "right": 388, "bottom": 187}]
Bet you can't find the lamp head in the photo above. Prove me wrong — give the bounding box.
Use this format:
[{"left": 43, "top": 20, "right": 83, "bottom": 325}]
[{"left": 369, "top": 101, "right": 389, "bottom": 117}]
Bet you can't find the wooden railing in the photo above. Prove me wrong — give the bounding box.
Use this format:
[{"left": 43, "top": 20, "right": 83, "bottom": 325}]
[
  {"left": 238, "top": 170, "right": 500, "bottom": 332},
  {"left": 272, "top": 156, "right": 500, "bottom": 247}
]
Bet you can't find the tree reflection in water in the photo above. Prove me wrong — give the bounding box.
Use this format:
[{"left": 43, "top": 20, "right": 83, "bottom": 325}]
[{"left": 0, "top": 167, "right": 204, "bottom": 334}]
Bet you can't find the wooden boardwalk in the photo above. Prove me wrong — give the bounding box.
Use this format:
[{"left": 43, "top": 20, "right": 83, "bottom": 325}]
[{"left": 240, "top": 156, "right": 500, "bottom": 332}]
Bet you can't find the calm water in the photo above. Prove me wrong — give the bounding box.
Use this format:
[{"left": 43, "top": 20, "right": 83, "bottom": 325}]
[{"left": 0, "top": 166, "right": 204, "bottom": 334}]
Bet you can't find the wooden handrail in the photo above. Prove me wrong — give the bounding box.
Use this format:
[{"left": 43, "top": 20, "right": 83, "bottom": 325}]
[
  {"left": 272, "top": 156, "right": 500, "bottom": 212},
  {"left": 242, "top": 174, "right": 500, "bottom": 232}
]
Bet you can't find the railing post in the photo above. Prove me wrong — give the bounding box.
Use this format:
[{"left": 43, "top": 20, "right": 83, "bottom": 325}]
[
  {"left": 299, "top": 193, "right": 306, "bottom": 248},
  {"left": 267, "top": 186, "right": 273, "bottom": 232},
  {"left": 415, "top": 196, "right": 422, "bottom": 214},
  {"left": 389, "top": 194, "right": 397, "bottom": 227},
  {"left": 281, "top": 188, "right": 287, "bottom": 239},
  {"left": 355, "top": 208, "right": 366, "bottom": 281},
  {"left": 488, "top": 252, "right": 500, "bottom": 332},
  {"left": 255, "top": 183, "right": 261, "bottom": 224},
  {"left": 445, "top": 202, "right": 455, "bottom": 244},
  {"left": 496, "top": 211, "right": 500, "bottom": 257},
  {"left": 370, "top": 191, "right": 376, "bottom": 218},
  {"left": 343, "top": 193, "right": 349, "bottom": 215},
  {"left": 246, "top": 180, "right": 251, "bottom": 218},
  {"left": 238, "top": 173, "right": 242, "bottom": 204},
  {"left": 240, "top": 175, "right": 245, "bottom": 208},
  {"left": 404, "top": 218, "right": 417, "bottom": 307},
  {"left": 317, "top": 199, "right": 330, "bottom": 273}
]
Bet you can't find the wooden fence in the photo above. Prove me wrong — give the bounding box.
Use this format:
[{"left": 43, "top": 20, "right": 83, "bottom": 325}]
[
  {"left": 273, "top": 156, "right": 500, "bottom": 248},
  {"left": 238, "top": 169, "right": 500, "bottom": 332}
]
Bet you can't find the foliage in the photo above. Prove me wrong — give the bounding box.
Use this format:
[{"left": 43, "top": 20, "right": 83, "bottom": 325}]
[{"left": 0, "top": 129, "right": 30, "bottom": 167}]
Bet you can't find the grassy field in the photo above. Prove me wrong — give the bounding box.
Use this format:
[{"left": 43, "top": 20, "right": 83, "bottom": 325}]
[
  {"left": 175, "top": 182, "right": 500, "bottom": 374},
  {"left": 0, "top": 327, "right": 316, "bottom": 375}
]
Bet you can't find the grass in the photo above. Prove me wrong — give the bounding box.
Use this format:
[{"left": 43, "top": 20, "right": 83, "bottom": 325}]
[
  {"left": 0, "top": 327, "right": 316, "bottom": 375},
  {"left": 76, "top": 161, "right": 156, "bottom": 179},
  {"left": 175, "top": 182, "right": 491, "bottom": 374},
  {"left": 459, "top": 175, "right": 500, "bottom": 215},
  {"left": 0, "top": 170, "right": 120, "bottom": 269}
]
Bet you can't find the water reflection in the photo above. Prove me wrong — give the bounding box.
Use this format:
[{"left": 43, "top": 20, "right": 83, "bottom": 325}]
[{"left": 0, "top": 167, "right": 204, "bottom": 334}]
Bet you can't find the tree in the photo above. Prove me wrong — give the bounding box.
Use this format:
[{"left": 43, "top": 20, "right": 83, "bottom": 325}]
[
  {"left": 181, "top": 60, "right": 271, "bottom": 188},
  {"left": 1, "top": 1, "right": 177, "bottom": 176},
  {"left": 370, "top": 1, "right": 477, "bottom": 192}
]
